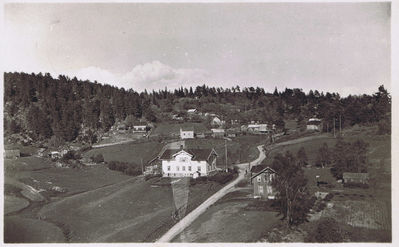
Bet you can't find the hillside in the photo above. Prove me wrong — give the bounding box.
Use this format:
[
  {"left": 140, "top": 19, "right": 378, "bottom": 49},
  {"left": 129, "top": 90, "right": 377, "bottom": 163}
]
[{"left": 4, "top": 72, "right": 391, "bottom": 148}]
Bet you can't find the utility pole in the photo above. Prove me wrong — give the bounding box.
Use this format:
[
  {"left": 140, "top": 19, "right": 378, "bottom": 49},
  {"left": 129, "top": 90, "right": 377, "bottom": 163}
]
[
  {"left": 333, "top": 117, "right": 336, "bottom": 138},
  {"left": 339, "top": 114, "right": 342, "bottom": 136},
  {"left": 141, "top": 158, "right": 144, "bottom": 174},
  {"left": 225, "top": 139, "right": 228, "bottom": 172}
]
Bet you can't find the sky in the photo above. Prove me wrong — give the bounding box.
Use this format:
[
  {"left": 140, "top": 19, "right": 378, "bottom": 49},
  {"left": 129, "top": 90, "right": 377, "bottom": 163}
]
[{"left": 3, "top": 2, "right": 391, "bottom": 96}]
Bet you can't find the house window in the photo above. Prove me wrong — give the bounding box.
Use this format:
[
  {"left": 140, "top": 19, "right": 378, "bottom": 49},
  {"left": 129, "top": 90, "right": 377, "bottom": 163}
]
[
  {"left": 198, "top": 166, "right": 201, "bottom": 172},
  {"left": 182, "top": 166, "right": 186, "bottom": 171},
  {"left": 259, "top": 186, "right": 264, "bottom": 194},
  {"left": 167, "top": 166, "right": 171, "bottom": 171},
  {"left": 257, "top": 176, "right": 262, "bottom": 183},
  {"left": 188, "top": 166, "right": 192, "bottom": 171},
  {"left": 176, "top": 166, "right": 180, "bottom": 171}
]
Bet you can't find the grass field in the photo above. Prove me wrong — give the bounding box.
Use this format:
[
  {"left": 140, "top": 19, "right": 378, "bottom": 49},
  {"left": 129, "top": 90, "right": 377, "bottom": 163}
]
[
  {"left": 174, "top": 189, "right": 280, "bottom": 242},
  {"left": 4, "top": 216, "right": 65, "bottom": 243},
  {"left": 185, "top": 135, "right": 265, "bottom": 166},
  {"left": 17, "top": 165, "right": 132, "bottom": 197},
  {"left": 151, "top": 122, "right": 209, "bottom": 137},
  {"left": 83, "top": 141, "right": 164, "bottom": 165},
  {"left": 262, "top": 135, "right": 336, "bottom": 167}
]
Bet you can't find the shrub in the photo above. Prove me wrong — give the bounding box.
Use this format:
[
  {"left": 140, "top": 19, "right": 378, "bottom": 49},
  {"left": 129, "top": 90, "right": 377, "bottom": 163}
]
[
  {"left": 107, "top": 161, "right": 142, "bottom": 176},
  {"left": 62, "top": 150, "right": 82, "bottom": 161},
  {"left": 91, "top": 153, "right": 104, "bottom": 163},
  {"left": 313, "top": 218, "right": 344, "bottom": 242}
]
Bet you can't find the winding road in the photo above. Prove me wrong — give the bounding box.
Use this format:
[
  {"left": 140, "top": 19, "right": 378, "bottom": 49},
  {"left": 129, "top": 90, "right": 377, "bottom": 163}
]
[
  {"left": 156, "top": 134, "right": 328, "bottom": 242},
  {"left": 156, "top": 144, "right": 266, "bottom": 243}
]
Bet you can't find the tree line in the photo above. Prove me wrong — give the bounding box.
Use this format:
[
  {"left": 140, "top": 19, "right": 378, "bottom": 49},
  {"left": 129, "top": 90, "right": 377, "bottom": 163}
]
[{"left": 4, "top": 72, "right": 391, "bottom": 144}]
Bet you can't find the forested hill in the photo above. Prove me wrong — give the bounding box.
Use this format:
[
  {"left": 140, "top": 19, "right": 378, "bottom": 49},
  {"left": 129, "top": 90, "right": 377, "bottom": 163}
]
[{"left": 3, "top": 72, "right": 391, "bottom": 144}]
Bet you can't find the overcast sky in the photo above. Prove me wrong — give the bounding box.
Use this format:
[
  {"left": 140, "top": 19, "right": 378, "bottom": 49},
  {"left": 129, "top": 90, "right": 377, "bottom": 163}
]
[{"left": 4, "top": 2, "right": 391, "bottom": 96}]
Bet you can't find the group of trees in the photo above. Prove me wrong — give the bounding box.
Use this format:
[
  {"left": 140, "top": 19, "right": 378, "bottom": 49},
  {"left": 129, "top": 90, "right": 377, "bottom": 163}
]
[
  {"left": 271, "top": 138, "right": 370, "bottom": 227},
  {"left": 4, "top": 72, "right": 391, "bottom": 144},
  {"left": 271, "top": 151, "right": 314, "bottom": 226}
]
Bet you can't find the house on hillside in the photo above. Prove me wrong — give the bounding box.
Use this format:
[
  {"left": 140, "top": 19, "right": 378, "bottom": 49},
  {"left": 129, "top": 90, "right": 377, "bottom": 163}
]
[
  {"left": 343, "top": 172, "right": 369, "bottom": 185},
  {"left": 211, "top": 128, "right": 225, "bottom": 138},
  {"left": 180, "top": 127, "right": 195, "bottom": 139},
  {"left": 247, "top": 124, "right": 269, "bottom": 134},
  {"left": 159, "top": 147, "right": 218, "bottom": 177},
  {"left": 132, "top": 122, "right": 148, "bottom": 132},
  {"left": 187, "top": 109, "right": 197, "bottom": 114},
  {"left": 306, "top": 118, "right": 322, "bottom": 131},
  {"left": 250, "top": 166, "right": 277, "bottom": 200},
  {"left": 211, "top": 117, "right": 225, "bottom": 127},
  {"left": 4, "top": 149, "right": 20, "bottom": 159},
  {"left": 49, "top": 151, "right": 61, "bottom": 160}
]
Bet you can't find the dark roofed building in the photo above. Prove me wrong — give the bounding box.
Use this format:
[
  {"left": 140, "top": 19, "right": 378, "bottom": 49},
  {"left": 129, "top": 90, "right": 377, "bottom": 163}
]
[
  {"left": 159, "top": 148, "right": 215, "bottom": 161},
  {"left": 250, "top": 166, "right": 277, "bottom": 200},
  {"left": 343, "top": 172, "right": 369, "bottom": 185},
  {"left": 158, "top": 148, "right": 218, "bottom": 177}
]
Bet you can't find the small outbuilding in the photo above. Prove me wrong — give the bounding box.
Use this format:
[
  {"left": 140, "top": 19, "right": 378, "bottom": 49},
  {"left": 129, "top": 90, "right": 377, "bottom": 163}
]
[
  {"left": 180, "top": 126, "right": 195, "bottom": 139},
  {"left": 343, "top": 172, "right": 369, "bottom": 185},
  {"left": 211, "top": 128, "right": 225, "bottom": 138}
]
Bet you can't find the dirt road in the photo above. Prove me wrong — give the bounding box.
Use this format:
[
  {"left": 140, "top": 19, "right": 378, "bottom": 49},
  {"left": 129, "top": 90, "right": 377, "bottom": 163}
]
[
  {"left": 156, "top": 134, "right": 327, "bottom": 242},
  {"left": 156, "top": 144, "right": 266, "bottom": 243}
]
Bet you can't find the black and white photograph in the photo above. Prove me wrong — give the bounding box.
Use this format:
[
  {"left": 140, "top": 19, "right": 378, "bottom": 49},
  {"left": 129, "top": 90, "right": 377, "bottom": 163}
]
[{"left": 1, "top": 0, "right": 396, "bottom": 244}]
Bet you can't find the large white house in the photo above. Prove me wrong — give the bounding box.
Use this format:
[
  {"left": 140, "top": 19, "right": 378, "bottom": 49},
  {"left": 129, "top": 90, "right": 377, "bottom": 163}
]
[{"left": 160, "top": 148, "right": 218, "bottom": 177}]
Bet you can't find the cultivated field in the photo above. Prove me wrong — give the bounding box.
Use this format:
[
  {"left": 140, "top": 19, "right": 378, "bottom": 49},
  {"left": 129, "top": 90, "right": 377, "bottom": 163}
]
[{"left": 174, "top": 189, "right": 280, "bottom": 242}]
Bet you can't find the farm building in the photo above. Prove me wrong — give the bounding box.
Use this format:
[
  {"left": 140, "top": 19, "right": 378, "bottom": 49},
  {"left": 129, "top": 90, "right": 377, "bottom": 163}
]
[
  {"left": 180, "top": 127, "right": 195, "bottom": 139},
  {"left": 250, "top": 166, "right": 277, "bottom": 200},
  {"left": 306, "top": 118, "right": 322, "bottom": 131},
  {"left": 211, "top": 117, "right": 225, "bottom": 127},
  {"left": 4, "top": 149, "right": 20, "bottom": 159},
  {"left": 343, "top": 172, "right": 369, "bottom": 185},
  {"left": 144, "top": 157, "right": 162, "bottom": 176},
  {"left": 211, "top": 128, "right": 225, "bottom": 138},
  {"left": 187, "top": 109, "right": 197, "bottom": 114},
  {"left": 247, "top": 124, "right": 269, "bottom": 134},
  {"left": 49, "top": 151, "right": 61, "bottom": 159},
  {"left": 132, "top": 123, "right": 147, "bottom": 132},
  {"left": 159, "top": 147, "right": 218, "bottom": 177}
]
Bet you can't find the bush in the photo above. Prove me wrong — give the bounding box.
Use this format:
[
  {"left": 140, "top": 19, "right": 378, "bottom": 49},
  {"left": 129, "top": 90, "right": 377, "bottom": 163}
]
[
  {"left": 107, "top": 161, "right": 142, "bottom": 176},
  {"left": 62, "top": 150, "right": 82, "bottom": 161},
  {"left": 91, "top": 153, "right": 104, "bottom": 163},
  {"left": 313, "top": 218, "right": 344, "bottom": 242}
]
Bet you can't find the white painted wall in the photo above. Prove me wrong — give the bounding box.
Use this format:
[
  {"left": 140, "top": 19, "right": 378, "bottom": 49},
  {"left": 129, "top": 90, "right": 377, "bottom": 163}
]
[
  {"left": 180, "top": 129, "right": 194, "bottom": 139},
  {"left": 162, "top": 152, "right": 209, "bottom": 177}
]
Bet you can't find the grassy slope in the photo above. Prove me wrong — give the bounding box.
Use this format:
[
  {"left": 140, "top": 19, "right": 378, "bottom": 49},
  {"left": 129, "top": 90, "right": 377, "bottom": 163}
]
[
  {"left": 38, "top": 177, "right": 175, "bottom": 242},
  {"left": 83, "top": 141, "right": 164, "bottom": 165},
  {"left": 4, "top": 216, "right": 65, "bottom": 243},
  {"left": 185, "top": 135, "right": 265, "bottom": 166},
  {"left": 151, "top": 122, "right": 209, "bottom": 136}
]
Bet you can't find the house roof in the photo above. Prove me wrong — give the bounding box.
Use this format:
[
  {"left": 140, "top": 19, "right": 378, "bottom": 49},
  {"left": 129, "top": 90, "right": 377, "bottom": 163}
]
[
  {"left": 250, "top": 166, "right": 276, "bottom": 180},
  {"left": 211, "top": 128, "right": 225, "bottom": 133},
  {"left": 187, "top": 109, "right": 197, "bottom": 113},
  {"left": 159, "top": 148, "right": 217, "bottom": 161},
  {"left": 343, "top": 172, "right": 369, "bottom": 179},
  {"left": 181, "top": 126, "right": 195, "bottom": 132}
]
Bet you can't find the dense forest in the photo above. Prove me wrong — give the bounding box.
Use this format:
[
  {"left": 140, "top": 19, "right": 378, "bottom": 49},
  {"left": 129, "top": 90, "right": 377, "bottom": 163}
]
[{"left": 3, "top": 72, "right": 391, "bottom": 144}]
